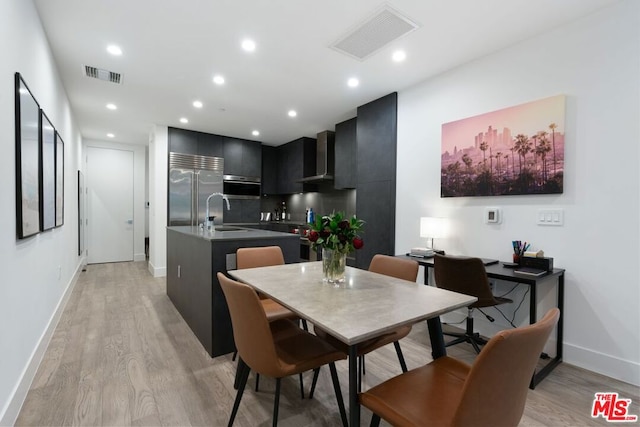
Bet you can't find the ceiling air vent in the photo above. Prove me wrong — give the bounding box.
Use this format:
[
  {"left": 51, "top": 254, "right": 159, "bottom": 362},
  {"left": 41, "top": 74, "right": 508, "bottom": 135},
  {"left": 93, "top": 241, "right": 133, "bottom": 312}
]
[
  {"left": 330, "top": 5, "right": 420, "bottom": 61},
  {"left": 83, "top": 65, "right": 122, "bottom": 84}
]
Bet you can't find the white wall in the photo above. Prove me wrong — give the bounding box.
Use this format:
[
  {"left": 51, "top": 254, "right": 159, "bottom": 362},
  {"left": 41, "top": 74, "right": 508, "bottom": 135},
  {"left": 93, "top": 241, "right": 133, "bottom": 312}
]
[
  {"left": 84, "top": 139, "right": 147, "bottom": 262},
  {"left": 148, "top": 125, "right": 168, "bottom": 277},
  {"left": 396, "top": 0, "right": 639, "bottom": 385},
  {"left": 0, "top": 0, "right": 84, "bottom": 423}
]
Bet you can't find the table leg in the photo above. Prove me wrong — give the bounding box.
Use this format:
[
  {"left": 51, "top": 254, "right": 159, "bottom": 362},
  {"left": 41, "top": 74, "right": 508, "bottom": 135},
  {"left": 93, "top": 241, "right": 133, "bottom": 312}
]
[
  {"left": 348, "top": 344, "right": 359, "bottom": 426},
  {"left": 427, "top": 317, "right": 446, "bottom": 359}
]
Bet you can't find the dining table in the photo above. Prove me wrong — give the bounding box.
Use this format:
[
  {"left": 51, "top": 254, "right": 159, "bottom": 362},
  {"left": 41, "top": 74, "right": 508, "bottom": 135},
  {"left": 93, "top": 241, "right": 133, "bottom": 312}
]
[{"left": 229, "top": 261, "right": 477, "bottom": 426}]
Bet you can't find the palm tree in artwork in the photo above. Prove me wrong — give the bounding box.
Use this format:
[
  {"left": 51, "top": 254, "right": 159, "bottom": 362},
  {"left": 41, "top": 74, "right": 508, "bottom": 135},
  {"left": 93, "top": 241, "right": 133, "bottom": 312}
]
[
  {"left": 479, "top": 141, "right": 489, "bottom": 169},
  {"left": 510, "top": 146, "right": 516, "bottom": 178},
  {"left": 530, "top": 134, "right": 538, "bottom": 176},
  {"left": 549, "top": 123, "right": 558, "bottom": 175},
  {"left": 513, "top": 134, "right": 531, "bottom": 175},
  {"left": 495, "top": 151, "right": 503, "bottom": 176},
  {"left": 536, "top": 132, "right": 552, "bottom": 182}
]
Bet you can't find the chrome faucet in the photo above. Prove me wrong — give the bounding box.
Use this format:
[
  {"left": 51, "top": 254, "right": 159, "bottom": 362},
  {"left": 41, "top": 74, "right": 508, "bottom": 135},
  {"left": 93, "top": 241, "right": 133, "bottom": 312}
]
[{"left": 205, "top": 192, "right": 231, "bottom": 230}]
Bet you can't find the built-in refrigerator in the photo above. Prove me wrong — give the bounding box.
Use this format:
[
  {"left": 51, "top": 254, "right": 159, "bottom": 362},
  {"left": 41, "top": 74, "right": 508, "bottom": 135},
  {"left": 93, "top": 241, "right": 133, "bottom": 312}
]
[{"left": 168, "top": 152, "right": 224, "bottom": 226}]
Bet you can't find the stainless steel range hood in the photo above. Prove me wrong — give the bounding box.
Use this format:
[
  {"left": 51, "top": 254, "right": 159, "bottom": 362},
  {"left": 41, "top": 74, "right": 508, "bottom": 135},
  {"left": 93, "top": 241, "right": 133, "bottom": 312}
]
[{"left": 298, "top": 130, "right": 335, "bottom": 183}]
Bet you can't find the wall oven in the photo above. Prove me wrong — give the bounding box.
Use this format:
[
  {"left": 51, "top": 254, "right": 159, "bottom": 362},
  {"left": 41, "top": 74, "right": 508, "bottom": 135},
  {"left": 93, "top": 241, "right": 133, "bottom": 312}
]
[{"left": 223, "top": 175, "right": 261, "bottom": 199}]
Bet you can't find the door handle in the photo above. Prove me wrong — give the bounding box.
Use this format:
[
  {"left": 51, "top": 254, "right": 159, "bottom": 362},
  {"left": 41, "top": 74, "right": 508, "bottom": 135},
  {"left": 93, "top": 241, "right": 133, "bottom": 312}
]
[{"left": 126, "top": 219, "right": 133, "bottom": 224}]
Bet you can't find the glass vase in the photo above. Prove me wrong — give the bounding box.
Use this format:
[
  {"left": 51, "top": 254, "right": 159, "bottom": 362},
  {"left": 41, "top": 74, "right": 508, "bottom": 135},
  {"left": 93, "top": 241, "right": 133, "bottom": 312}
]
[{"left": 322, "top": 248, "right": 347, "bottom": 283}]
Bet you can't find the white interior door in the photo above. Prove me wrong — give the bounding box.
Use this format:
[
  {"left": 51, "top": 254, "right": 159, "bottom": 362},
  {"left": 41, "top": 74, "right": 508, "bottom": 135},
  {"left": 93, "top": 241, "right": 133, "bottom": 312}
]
[{"left": 87, "top": 146, "right": 134, "bottom": 264}]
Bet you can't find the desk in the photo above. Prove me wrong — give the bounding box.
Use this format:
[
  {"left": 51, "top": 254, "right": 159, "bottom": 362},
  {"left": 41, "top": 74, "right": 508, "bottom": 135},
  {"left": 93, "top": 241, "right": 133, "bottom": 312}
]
[
  {"left": 401, "top": 255, "right": 565, "bottom": 389},
  {"left": 229, "top": 261, "right": 477, "bottom": 426}
]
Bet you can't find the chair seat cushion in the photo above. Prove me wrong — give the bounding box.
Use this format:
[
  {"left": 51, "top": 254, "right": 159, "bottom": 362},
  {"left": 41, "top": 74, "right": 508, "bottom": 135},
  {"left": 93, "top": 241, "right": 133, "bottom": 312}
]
[
  {"left": 359, "top": 356, "right": 470, "bottom": 426},
  {"left": 261, "top": 298, "right": 298, "bottom": 321},
  {"left": 314, "top": 325, "right": 412, "bottom": 356}
]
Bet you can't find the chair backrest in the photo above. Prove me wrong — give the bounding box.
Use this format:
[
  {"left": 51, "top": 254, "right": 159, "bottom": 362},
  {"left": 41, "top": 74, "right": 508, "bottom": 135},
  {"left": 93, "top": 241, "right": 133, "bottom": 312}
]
[
  {"left": 433, "top": 254, "right": 497, "bottom": 306},
  {"left": 217, "top": 272, "right": 283, "bottom": 377},
  {"left": 236, "top": 246, "right": 285, "bottom": 269},
  {"left": 369, "top": 254, "right": 419, "bottom": 282},
  {"left": 451, "top": 308, "right": 560, "bottom": 427}
]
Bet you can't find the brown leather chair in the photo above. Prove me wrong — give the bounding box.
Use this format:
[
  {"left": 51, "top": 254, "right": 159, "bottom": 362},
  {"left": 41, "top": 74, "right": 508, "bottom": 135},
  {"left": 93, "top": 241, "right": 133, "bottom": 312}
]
[
  {"left": 434, "top": 254, "right": 512, "bottom": 353},
  {"left": 218, "top": 273, "right": 348, "bottom": 427},
  {"left": 236, "top": 246, "right": 298, "bottom": 322},
  {"left": 360, "top": 308, "right": 560, "bottom": 427},
  {"left": 313, "top": 255, "right": 419, "bottom": 391}
]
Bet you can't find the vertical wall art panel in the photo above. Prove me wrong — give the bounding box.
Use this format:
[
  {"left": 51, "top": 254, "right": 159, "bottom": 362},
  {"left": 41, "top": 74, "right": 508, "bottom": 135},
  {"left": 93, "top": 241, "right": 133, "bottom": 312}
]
[
  {"left": 441, "top": 95, "right": 565, "bottom": 197},
  {"left": 14, "top": 73, "right": 41, "bottom": 238},
  {"left": 55, "top": 132, "right": 64, "bottom": 227},
  {"left": 40, "top": 110, "right": 56, "bottom": 230}
]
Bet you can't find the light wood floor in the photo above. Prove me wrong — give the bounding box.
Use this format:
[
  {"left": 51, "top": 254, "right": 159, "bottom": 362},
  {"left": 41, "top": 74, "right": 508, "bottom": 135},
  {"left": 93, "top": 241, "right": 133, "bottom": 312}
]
[{"left": 16, "top": 262, "right": 638, "bottom": 426}]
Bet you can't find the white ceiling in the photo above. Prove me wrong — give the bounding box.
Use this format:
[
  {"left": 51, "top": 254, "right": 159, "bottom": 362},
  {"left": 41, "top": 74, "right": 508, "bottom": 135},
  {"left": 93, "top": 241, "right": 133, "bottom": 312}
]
[{"left": 34, "top": 0, "right": 617, "bottom": 146}]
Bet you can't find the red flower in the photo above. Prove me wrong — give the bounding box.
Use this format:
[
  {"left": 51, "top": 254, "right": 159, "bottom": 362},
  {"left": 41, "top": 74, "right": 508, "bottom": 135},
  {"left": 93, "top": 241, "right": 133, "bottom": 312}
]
[
  {"left": 338, "top": 220, "right": 350, "bottom": 229},
  {"left": 352, "top": 237, "right": 364, "bottom": 249},
  {"left": 308, "top": 230, "right": 319, "bottom": 242}
]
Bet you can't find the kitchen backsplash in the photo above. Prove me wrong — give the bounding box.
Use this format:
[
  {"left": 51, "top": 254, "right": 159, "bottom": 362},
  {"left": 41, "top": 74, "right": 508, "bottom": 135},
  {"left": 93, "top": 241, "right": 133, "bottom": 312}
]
[{"left": 261, "top": 184, "right": 356, "bottom": 224}]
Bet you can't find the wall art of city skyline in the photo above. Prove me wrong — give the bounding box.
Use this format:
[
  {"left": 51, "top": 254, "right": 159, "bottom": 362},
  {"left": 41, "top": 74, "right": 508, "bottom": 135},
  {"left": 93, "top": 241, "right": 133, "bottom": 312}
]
[{"left": 441, "top": 95, "right": 565, "bottom": 197}]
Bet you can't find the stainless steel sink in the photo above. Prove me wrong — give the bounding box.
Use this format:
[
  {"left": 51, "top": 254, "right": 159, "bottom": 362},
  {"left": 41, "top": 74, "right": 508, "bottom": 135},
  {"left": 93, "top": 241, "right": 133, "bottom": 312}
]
[{"left": 214, "top": 226, "right": 248, "bottom": 232}]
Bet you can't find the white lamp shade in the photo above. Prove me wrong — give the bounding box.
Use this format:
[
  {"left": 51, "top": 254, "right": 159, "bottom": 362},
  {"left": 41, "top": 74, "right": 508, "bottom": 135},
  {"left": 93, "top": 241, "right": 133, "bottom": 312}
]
[{"left": 420, "top": 217, "right": 446, "bottom": 239}]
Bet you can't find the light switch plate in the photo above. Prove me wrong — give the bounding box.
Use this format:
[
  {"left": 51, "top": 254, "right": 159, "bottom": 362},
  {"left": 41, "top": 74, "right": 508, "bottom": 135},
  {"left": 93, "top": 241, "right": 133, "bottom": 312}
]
[{"left": 537, "top": 209, "right": 564, "bottom": 226}]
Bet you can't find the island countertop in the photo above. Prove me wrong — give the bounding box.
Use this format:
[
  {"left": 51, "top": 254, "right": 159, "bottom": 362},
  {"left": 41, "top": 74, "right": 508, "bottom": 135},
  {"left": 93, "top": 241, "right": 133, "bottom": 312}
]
[{"left": 167, "top": 225, "right": 300, "bottom": 242}]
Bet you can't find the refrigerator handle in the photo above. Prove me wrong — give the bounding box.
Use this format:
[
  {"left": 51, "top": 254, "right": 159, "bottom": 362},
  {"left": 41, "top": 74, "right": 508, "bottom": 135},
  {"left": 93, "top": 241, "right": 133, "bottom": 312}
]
[{"left": 193, "top": 172, "right": 199, "bottom": 227}]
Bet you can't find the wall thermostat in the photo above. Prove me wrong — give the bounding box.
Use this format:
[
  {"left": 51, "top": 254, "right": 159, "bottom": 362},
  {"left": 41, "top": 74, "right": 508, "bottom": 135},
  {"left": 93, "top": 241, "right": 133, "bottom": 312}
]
[{"left": 485, "top": 207, "right": 501, "bottom": 224}]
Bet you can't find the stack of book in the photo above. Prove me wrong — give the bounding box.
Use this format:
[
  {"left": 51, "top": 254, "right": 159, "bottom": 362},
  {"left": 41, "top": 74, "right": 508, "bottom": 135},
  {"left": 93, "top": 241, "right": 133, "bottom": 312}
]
[{"left": 408, "top": 247, "right": 434, "bottom": 258}]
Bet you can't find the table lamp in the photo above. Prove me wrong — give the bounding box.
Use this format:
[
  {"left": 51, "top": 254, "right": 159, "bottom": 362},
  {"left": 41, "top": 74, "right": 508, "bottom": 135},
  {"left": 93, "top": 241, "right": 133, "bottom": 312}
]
[{"left": 420, "top": 217, "right": 446, "bottom": 251}]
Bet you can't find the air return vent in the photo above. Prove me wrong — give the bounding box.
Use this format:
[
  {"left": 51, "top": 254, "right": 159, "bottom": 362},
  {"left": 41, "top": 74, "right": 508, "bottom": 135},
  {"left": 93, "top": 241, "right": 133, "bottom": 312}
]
[
  {"left": 83, "top": 65, "right": 122, "bottom": 84},
  {"left": 330, "top": 5, "right": 420, "bottom": 61}
]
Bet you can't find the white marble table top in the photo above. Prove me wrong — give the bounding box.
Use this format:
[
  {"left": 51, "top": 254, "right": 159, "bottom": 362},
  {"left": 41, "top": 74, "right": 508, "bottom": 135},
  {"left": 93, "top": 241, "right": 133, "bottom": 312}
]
[{"left": 229, "top": 261, "right": 477, "bottom": 346}]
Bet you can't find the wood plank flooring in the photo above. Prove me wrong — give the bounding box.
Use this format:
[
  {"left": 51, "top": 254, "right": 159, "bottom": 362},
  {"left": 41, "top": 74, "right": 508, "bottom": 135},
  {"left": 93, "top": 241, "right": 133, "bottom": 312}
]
[{"left": 16, "top": 262, "right": 639, "bottom": 426}]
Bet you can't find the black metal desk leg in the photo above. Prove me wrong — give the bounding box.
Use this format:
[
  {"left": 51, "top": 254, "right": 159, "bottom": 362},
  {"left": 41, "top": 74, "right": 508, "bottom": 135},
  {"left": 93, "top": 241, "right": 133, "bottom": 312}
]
[
  {"left": 348, "top": 345, "right": 359, "bottom": 426},
  {"left": 427, "top": 317, "right": 447, "bottom": 359}
]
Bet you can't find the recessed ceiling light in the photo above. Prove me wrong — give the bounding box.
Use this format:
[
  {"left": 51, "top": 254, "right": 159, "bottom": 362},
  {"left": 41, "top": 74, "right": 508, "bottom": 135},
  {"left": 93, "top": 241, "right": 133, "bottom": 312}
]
[
  {"left": 288, "top": 110, "right": 297, "bottom": 118},
  {"left": 193, "top": 100, "right": 203, "bottom": 108},
  {"left": 392, "top": 50, "right": 406, "bottom": 62},
  {"left": 347, "top": 77, "right": 360, "bottom": 88},
  {"left": 252, "top": 130, "right": 260, "bottom": 136},
  {"left": 107, "top": 133, "right": 115, "bottom": 138},
  {"left": 106, "top": 103, "right": 117, "bottom": 110},
  {"left": 213, "top": 75, "right": 225, "bottom": 85},
  {"left": 107, "top": 45, "right": 122, "bottom": 56},
  {"left": 180, "top": 117, "right": 189, "bottom": 124},
  {"left": 241, "top": 39, "right": 256, "bottom": 52}
]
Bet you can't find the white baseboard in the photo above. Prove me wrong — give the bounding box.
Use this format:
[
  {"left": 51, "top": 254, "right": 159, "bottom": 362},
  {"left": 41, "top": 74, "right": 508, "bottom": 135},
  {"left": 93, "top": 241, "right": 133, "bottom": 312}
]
[
  {"left": 148, "top": 260, "right": 166, "bottom": 277},
  {"left": 564, "top": 341, "right": 640, "bottom": 387},
  {"left": 0, "top": 261, "right": 83, "bottom": 426},
  {"left": 133, "top": 252, "right": 146, "bottom": 262}
]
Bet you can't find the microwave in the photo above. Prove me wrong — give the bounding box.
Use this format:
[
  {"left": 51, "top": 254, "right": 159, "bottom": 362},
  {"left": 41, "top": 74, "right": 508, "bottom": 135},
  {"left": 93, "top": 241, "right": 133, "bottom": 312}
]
[{"left": 223, "top": 175, "right": 261, "bottom": 199}]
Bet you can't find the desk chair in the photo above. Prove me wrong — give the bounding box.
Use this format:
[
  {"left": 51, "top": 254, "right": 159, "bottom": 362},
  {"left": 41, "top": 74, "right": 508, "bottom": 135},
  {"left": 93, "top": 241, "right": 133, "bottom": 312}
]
[
  {"left": 434, "top": 254, "right": 512, "bottom": 353},
  {"left": 218, "top": 273, "right": 348, "bottom": 427},
  {"left": 360, "top": 308, "right": 560, "bottom": 427},
  {"left": 313, "top": 255, "right": 419, "bottom": 391}
]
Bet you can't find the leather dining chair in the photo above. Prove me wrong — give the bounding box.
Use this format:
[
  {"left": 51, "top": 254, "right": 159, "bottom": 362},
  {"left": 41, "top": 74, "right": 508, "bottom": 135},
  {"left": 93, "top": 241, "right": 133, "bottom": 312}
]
[
  {"left": 218, "top": 273, "right": 348, "bottom": 427},
  {"left": 434, "top": 254, "right": 512, "bottom": 353},
  {"left": 360, "top": 308, "right": 560, "bottom": 427},
  {"left": 236, "top": 246, "right": 300, "bottom": 323},
  {"left": 312, "top": 254, "right": 419, "bottom": 391}
]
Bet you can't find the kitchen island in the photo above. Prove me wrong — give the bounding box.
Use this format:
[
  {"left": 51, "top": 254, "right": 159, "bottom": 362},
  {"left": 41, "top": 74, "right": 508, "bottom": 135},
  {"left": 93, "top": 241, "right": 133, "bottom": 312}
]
[{"left": 166, "top": 226, "right": 300, "bottom": 357}]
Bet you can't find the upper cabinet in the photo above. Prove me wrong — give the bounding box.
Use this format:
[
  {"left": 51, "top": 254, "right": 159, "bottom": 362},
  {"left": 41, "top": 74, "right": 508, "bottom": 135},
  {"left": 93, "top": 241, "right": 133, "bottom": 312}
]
[
  {"left": 168, "top": 127, "right": 261, "bottom": 178},
  {"left": 277, "top": 137, "right": 316, "bottom": 194},
  {"left": 262, "top": 145, "right": 278, "bottom": 195},
  {"left": 334, "top": 117, "right": 357, "bottom": 189},
  {"left": 223, "top": 137, "right": 262, "bottom": 178}
]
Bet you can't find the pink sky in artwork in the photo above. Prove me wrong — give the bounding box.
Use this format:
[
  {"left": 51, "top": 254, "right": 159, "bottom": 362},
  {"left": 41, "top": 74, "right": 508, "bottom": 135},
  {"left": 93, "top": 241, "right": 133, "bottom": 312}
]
[{"left": 442, "top": 95, "right": 565, "bottom": 153}]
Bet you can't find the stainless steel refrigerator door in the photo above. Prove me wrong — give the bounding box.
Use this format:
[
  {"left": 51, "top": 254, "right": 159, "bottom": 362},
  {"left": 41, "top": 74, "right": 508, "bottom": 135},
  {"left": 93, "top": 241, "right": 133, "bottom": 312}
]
[
  {"left": 196, "top": 169, "right": 224, "bottom": 226},
  {"left": 168, "top": 168, "right": 195, "bottom": 226}
]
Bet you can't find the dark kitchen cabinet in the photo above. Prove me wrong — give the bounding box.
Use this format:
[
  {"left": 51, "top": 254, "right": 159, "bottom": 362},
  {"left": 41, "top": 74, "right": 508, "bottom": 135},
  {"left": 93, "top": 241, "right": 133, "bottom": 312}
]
[
  {"left": 169, "top": 127, "right": 198, "bottom": 155},
  {"left": 334, "top": 117, "right": 357, "bottom": 189},
  {"left": 277, "top": 137, "right": 316, "bottom": 194},
  {"left": 223, "top": 137, "right": 262, "bottom": 178},
  {"left": 262, "top": 146, "right": 278, "bottom": 195},
  {"left": 198, "top": 133, "right": 223, "bottom": 158},
  {"left": 356, "top": 93, "right": 397, "bottom": 269}
]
